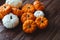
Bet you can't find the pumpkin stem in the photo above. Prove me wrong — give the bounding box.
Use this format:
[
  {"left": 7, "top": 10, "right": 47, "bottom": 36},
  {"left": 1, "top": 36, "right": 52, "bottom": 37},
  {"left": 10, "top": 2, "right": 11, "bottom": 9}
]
[
  {"left": 28, "top": 25, "right": 31, "bottom": 28},
  {"left": 41, "top": 20, "right": 43, "bottom": 23},
  {"left": 28, "top": 6, "right": 30, "bottom": 9},
  {"left": 10, "top": 16, "right": 12, "bottom": 19},
  {"left": 4, "top": 6, "right": 6, "bottom": 8},
  {"left": 27, "top": 14, "right": 29, "bottom": 17}
]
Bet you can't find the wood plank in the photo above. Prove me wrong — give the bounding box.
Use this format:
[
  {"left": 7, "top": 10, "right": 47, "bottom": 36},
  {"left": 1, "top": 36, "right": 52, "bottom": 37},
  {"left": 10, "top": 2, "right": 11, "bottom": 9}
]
[
  {"left": 45, "top": 0, "right": 60, "bottom": 18},
  {"left": 13, "top": 32, "right": 24, "bottom": 40},
  {"left": 54, "top": 15, "right": 60, "bottom": 29},
  {"left": 0, "top": 22, "right": 22, "bottom": 40},
  {"left": 52, "top": 30, "right": 60, "bottom": 40}
]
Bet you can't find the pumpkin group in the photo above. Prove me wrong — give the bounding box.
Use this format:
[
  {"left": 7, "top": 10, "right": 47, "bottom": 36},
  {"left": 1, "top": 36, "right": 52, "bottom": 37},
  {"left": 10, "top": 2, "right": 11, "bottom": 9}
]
[
  {"left": 35, "top": 16, "right": 48, "bottom": 29},
  {"left": 22, "top": 4, "right": 35, "bottom": 13},
  {"left": 21, "top": 12, "right": 35, "bottom": 23},
  {"left": 0, "top": 0, "right": 48, "bottom": 33},
  {"left": 23, "top": 20, "right": 36, "bottom": 33},
  {"left": 0, "top": 4, "right": 11, "bottom": 19},
  {"left": 33, "top": 0, "right": 45, "bottom": 10}
]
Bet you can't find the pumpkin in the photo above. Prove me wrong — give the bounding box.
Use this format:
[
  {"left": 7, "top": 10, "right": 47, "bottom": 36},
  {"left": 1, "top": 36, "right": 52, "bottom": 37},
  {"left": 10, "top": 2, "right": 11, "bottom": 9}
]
[
  {"left": 0, "top": 4, "right": 11, "bottom": 19},
  {"left": 35, "top": 16, "right": 48, "bottom": 29},
  {"left": 6, "top": 0, "right": 23, "bottom": 8},
  {"left": 21, "top": 12, "right": 35, "bottom": 23},
  {"left": 33, "top": 0, "right": 45, "bottom": 10},
  {"left": 23, "top": 20, "right": 36, "bottom": 33},
  {"left": 12, "top": 7, "right": 23, "bottom": 17},
  {"left": 2, "top": 13, "right": 19, "bottom": 29},
  {"left": 22, "top": 4, "right": 35, "bottom": 13},
  {"left": 34, "top": 10, "right": 44, "bottom": 17}
]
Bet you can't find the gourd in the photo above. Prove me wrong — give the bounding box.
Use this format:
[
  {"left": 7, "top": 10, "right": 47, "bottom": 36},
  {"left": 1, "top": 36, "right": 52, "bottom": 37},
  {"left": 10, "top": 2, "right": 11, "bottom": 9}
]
[
  {"left": 22, "top": 4, "right": 35, "bottom": 13},
  {"left": 33, "top": 0, "right": 45, "bottom": 10},
  {"left": 23, "top": 20, "right": 36, "bottom": 33},
  {"left": 12, "top": 7, "right": 23, "bottom": 17},
  {"left": 34, "top": 10, "right": 44, "bottom": 17},
  {"left": 6, "top": 0, "right": 23, "bottom": 8},
  {"left": 35, "top": 16, "right": 48, "bottom": 29},
  {"left": 0, "top": 4, "right": 11, "bottom": 19},
  {"left": 21, "top": 12, "right": 35, "bottom": 23},
  {"left": 2, "top": 13, "right": 19, "bottom": 29}
]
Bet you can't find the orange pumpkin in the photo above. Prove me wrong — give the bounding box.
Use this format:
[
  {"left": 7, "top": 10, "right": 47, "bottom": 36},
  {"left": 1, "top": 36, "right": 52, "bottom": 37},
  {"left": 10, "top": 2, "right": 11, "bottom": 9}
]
[
  {"left": 35, "top": 16, "right": 48, "bottom": 29},
  {"left": 21, "top": 12, "right": 35, "bottom": 23},
  {"left": 33, "top": 0, "right": 45, "bottom": 10},
  {"left": 22, "top": 4, "right": 35, "bottom": 13},
  {"left": 12, "top": 7, "right": 23, "bottom": 17},
  {"left": 0, "top": 4, "right": 11, "bottom": 19},
  {"left": 23, "top": 20, "right": 36, "bottom": 33}
]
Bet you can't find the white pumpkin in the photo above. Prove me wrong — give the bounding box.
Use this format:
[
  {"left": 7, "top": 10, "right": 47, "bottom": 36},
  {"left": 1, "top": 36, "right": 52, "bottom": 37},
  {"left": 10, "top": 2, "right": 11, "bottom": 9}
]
[
  {"left": 34, "top": 10, "right": 44, "bottom": 17},
  {"left": 6, "top": 0, "right": 23, "bottom": 8},
  {"left": 2, "top": 13, "right": 19, "bottom": 29}
]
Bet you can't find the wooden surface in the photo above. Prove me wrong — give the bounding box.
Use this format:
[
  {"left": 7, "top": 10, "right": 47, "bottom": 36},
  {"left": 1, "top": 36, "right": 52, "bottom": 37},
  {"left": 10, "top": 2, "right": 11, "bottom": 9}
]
[{"left": 0, "top": 0, "right": 60, "bottom": 40}]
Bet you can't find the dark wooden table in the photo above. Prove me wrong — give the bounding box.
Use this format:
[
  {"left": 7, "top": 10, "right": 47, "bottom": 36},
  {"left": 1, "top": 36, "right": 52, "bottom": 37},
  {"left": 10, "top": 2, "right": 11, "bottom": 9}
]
[{"left": 0, "top": 0, "right": 60, "bottom": 40}]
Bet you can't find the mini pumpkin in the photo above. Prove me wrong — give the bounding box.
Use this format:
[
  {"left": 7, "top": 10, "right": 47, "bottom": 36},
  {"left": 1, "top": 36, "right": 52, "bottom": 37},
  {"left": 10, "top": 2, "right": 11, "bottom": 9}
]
[
  {"left": 12, "top": 8, "right": 23, "bottom": 17},
  {"left": 2, "top": 13, "right": 19, "bottom": 29},
  {"left": 22, "top": 4, "right": 35, "bottom": 13},
  {"left": 33, "top": 0, "right": 45, "bottom": 10},
  {"left": 35, "top": 16, "right": 48, "bottom": 29},
  {"left": 0, "top": 4, "right": 11, "bottom": 19},
  {"left": 34, "top": 10, "right": 44, "bottom": 17},
  {"left": 23, "top": 20, "right": 36, "bottom": 33},
  {"left": 21, "top": 12, "right": 35, "bottom": 23},
  {"left": 6, "top": 0, "right": 23, "bottom": 8}
]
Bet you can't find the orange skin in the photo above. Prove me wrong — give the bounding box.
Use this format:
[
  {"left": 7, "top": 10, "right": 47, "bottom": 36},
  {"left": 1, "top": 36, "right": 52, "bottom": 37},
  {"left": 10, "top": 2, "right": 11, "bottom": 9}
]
[
  {"left": 33, "top": 0, "right": 45, "bottom": 10},
  {"left": 23, "top": 20, "right": 36, "bottom": 33},
  {"left": 35, "top": 16, "right": 48, "bottom": 29},
  {"left": 22, "top": 4, "right": 35, "bottom": 13},
  {"left": 0, "top": 4, "right": 11, "bottom": 19},
  {"left": 12, "top": 7, "right": 23, "bottom": 17},
  {"left": 21, "top": 12, "right": 36, "bottom": 23}
]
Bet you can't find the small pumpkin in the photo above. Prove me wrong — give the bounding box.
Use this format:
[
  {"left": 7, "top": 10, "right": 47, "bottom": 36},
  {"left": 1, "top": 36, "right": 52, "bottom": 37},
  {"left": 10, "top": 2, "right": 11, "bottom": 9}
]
[
  {"left": 12, "top": 7, "right": 23, "bottom": 17},
  {"left": 0, "top": 4, "right": 11, "bottom": 19},
  {"left": 2, "top": 13, "right": 19, "bottom": 29},
  {"left": 23, "top": 20, "right": 36, "bottom": 33},
  {"left": 22, "top": 4, "right": 35, "bottom": 13},
  {"left": 33, "top": 0, "right": 45, "bottom": 10},
  {"left": 35, "top": 16, "right": 48, "bottom": 29},
  {"left": 34, "top": 10, "right": 44, "bottom": 17},
  {"left": 21, "top": 12, "right": 35, "bottom": 23},
  {"left": 6, "top": 0, "right": 23, "bottom": 8}
]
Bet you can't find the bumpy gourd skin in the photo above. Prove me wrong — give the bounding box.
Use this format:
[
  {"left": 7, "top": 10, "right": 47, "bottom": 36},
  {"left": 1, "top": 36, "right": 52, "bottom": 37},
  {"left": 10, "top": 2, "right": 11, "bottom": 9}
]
[
  {"left": 6, "top": 0, "right": 23, "bottom": 8},
  {"left": 12, "top": 7, "right": 23, "bottom": 17},
  {"left": 35, "top": 16, "right": 48, "bottom": 29},
  {"left": 21, "top": 12, "right": 35, "bottom": 23},
  {"left": 23, "top": 20, "right": 36, "bottom": 33},
  {"left": 0, "top": 4, "right": 11, "bottom": 19},
  {"left": 33, "top": 0, "right": 45, "bottom": 10},
  {"left": 34, "top": 10, "right": 44, "bottom": 17},
  {"left": 2, "top": 13, "right": 19, "bottom": 29},
  {"left": 22, "top": 4, "right": 35, "bottom": 13}
]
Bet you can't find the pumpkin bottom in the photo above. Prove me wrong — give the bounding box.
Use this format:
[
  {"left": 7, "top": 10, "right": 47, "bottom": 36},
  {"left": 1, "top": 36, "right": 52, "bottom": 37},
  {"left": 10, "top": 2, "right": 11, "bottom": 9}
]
[
  {"left": 35, "top": 17, "right": 48, "bottom": 29},
  {"left": 23, "top": 20, "right": 36, "bottom": 33}
]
